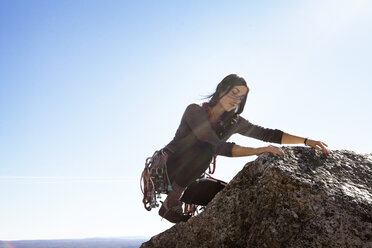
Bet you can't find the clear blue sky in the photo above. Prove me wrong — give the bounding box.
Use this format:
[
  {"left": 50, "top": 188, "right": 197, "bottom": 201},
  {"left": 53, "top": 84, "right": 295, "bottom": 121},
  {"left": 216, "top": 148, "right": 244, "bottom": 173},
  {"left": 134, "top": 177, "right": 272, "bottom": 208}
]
[{"left": 1, "top": 0, "right": 371, "bottom": 240}]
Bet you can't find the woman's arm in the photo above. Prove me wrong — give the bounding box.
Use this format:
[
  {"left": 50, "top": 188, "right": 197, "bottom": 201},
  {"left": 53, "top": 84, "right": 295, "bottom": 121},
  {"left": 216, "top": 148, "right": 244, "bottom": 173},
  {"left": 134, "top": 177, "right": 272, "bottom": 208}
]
[
  {"left": 281, "top": 132, "right": 329, "bottom": 155},
  {"left": 234, "top": 117, "right": 329, "bottom": 155},
  {"left": 235, "top": 117, "right": 283, "bottom": 144},
  {"left": 232, "top": 144, "right": 285, "bottom": 157}
]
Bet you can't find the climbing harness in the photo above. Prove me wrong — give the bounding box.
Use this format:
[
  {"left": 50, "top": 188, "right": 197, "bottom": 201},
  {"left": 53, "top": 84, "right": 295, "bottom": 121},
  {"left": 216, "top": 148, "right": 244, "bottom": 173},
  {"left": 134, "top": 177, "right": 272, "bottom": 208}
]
[
  {"left": 140, "top": 150, "right": 172, "bottom": 211},
  {"left": 183, "top": 156, "right": 224, "bottom": 216},
  {"left": 140, "top": 149, "right": 222, "bottom": 217}
]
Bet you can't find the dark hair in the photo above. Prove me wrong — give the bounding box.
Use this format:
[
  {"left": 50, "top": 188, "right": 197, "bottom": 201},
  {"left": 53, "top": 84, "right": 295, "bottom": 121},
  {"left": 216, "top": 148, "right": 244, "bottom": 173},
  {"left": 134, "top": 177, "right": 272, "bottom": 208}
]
[
  {"left": 207, "top": 74, "right": 249, "bottom": 115},
  {"left": 205, "top": 74, "right": 249, "bottom": 138}
]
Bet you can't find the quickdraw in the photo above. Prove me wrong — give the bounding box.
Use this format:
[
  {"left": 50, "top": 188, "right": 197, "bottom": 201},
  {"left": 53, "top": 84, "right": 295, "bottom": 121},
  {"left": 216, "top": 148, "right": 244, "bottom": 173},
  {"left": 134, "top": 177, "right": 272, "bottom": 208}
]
[
  {"left": 209, "top": 155, "right": 216, "bottom": 174},
  {"left": 140, "top": 150, "right": 172, "bottom": 211},
  {"left": 183, "top": 203, "right": 201, "bottom": 216}
]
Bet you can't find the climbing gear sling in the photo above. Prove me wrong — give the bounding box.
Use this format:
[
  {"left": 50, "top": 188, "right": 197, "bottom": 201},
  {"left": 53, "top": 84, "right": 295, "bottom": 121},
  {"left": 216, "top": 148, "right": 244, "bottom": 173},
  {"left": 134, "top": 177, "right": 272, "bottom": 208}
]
[{"left": 140, "top": 150, "right": 172, "bottom": 211}]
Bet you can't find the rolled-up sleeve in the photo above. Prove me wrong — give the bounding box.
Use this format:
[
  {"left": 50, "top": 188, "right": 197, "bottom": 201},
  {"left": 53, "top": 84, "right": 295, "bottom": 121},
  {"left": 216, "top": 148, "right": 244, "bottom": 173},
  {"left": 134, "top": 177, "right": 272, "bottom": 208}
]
[
  {"left": 215, "top": 142, "right": 235, "bottom": 157},
  {"left": 235, "top": 116, "right": 283, "bottom": 144},
  {"left": 184, "top": 104, "right": 235, "bottom": 156}
]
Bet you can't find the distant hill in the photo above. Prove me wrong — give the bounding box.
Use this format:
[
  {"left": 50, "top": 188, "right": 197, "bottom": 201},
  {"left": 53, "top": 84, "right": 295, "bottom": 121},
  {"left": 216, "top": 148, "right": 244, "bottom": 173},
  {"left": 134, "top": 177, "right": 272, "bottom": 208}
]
[{"left": 0, "top": 238, "right": 148, "bottom": 248}]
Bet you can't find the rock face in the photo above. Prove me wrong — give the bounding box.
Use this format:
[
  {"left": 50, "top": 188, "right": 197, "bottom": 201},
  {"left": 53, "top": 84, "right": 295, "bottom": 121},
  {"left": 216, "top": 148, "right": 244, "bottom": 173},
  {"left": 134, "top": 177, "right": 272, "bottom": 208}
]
[{"left": 141, "top": 147, "right": 372, "bottom": 248}]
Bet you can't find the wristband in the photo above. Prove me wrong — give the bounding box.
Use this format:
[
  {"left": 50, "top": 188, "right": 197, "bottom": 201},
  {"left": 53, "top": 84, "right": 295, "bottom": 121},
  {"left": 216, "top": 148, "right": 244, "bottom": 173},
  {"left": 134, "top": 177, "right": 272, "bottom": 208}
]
[{"left": 304, "top": 138, "right": 308, "bottom": 146}]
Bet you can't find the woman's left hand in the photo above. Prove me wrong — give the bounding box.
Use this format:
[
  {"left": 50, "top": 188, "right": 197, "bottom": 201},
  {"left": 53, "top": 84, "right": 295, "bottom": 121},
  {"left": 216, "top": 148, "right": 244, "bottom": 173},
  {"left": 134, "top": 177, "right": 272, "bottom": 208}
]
[{"left": 306, "top": 139, "right": 329, "bottom": 155}]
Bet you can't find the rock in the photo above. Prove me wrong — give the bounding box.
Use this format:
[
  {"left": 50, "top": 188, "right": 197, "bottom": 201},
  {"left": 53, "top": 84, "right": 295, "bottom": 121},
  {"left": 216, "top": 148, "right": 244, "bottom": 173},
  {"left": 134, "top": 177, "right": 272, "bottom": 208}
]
[{"left": 141, "top": 147, "right": 372, "bottom": 248}]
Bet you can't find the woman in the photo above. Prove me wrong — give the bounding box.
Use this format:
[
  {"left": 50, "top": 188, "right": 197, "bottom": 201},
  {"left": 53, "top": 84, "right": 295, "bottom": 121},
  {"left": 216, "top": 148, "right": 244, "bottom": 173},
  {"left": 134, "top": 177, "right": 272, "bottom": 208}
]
[{"left": 158, "top": 74, "right": 329, "bottom": 223}]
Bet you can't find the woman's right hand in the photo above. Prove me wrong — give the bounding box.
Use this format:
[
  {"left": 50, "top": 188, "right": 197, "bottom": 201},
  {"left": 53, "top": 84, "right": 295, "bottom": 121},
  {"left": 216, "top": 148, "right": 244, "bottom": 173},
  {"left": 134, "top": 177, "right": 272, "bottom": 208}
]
[{"left": 262, "top": 145, "right": 285, "bottom": 156}]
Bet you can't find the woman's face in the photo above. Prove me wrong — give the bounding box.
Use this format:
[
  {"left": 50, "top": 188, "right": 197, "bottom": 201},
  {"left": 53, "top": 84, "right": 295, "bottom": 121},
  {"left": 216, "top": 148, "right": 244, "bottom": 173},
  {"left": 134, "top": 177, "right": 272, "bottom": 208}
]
[{"left": 218, "top": 85, "right": 248, "bottom": 112}]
